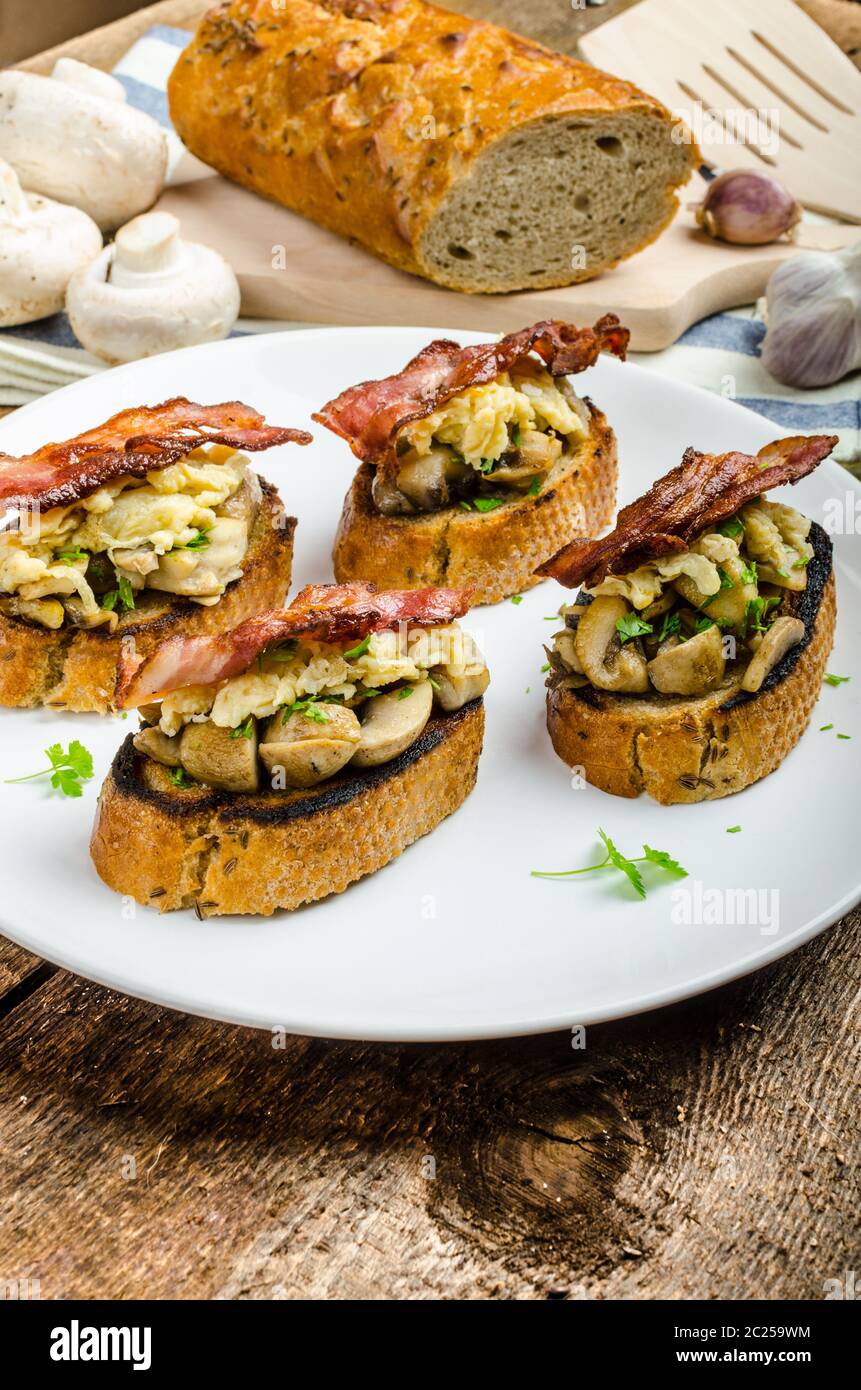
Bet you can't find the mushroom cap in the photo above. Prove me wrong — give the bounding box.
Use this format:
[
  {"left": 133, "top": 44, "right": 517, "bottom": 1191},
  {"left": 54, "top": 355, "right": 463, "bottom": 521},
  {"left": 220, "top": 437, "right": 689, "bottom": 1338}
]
[
  {"left": 0, "top": 69, "right": 167, "bottom": 230},
  {"left": 0, "top": 159, "right": 102, "bottom": 327},
  {"left": 66, "top": 213, "right": 240, "bottom": 365}
]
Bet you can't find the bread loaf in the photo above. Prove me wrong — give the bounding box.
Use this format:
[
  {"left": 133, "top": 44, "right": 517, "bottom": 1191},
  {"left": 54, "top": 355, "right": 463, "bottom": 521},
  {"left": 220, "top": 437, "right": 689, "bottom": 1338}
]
[{"left": 168, "top": 0, "right": 697, "bottom": 293}]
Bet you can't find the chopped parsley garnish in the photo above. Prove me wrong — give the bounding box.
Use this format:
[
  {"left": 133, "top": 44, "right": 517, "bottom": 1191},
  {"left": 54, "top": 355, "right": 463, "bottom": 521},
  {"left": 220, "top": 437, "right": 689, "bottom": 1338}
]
[
  {"left": 793, "top": 555, "right": 810, "bottom": 569},
  {"left": 739, "top": 559, "right": 758, "bottom": 586},
  {"left": 459, "top": 500, "right": 472, "bottom": 511},
  {"left": 173, "top": 529, "right": 211, "bottom": 551},
  {"left": 101, "top": 590, "right": 118, "bottom": 612},
  {"left": 102, "top": 575, "right": 136, "bottom": 613},
  {"left": 511, "top": 595, "right": 523, "bottom": 605},
  {"left": 473, "top": 497, "right": 504, "bottom": 513},
  {"left": 820, "top": 724, "right": 834, "bottom": 731},
  {"left": 55, "top": 546, "right": 88, "bottom": 566},
  {"left": 824, "top": 673, "right": 850, "bottom": 687},
  {"left": 540, "top": 662, "right": 551, "bottom": 673},
  {"left": 719, "top": 516, "right": 745, "bottom": 540},
  {"left": 478, "top": 458, "right": 495, "bottom": 473},
  {"left": 615, "top": 613, "right": 652, "bottom": 644},
  {"left": 694, "top": 616, "right": 716, "bottom": 634},
  {"left": 229, "top": 716, "right": 255, "bottom": 740},
  {"left": 167, "top": 765, "right": 193, "bottom": 789},
  {"left": 5, "top": 740, "right": 93, "bottom": 798},
  {"left": 837, "top": 733, "right": 852, "bottom": 740},
  {"left": 527, "top": 476, "right": 542, "bottom": 497},
  {"left": 743, "top": 597, "right": 770, "bottom": 636},
  {"left": 281, "top": 697, "right": 330, "bottom": 725},
  {"left": 510, "top": 423, "right": 523, "bottom": 447},
  {"left": 657, "top": 610, "right": 681, "bottom": 642},
  {"left": 265, "top": 639, "right": 298, "bottom": 662},
  {"left": 343, "top": 633, "right": 372, "bottom": 661},
  {"left": 726, "top": 826, "right": 742, "bottom": 834},
  {"left": 428, "top": 676, "right": 441, "bottom": 691},
  {"left": 398, "top": 685, "right": 414, "bottom": 699},
  {"left": 702, "top": 568, "right": 736, "bottom": 606},
  {"left": 531, "top": 829, "right": 688, "bottom": 900}
]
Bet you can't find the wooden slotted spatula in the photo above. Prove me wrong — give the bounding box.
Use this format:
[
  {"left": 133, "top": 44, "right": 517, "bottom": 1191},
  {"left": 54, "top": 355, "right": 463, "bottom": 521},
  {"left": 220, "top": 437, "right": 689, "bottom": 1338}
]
[{"left": 579, "top": 0, "right": 861, "bottom": 222}]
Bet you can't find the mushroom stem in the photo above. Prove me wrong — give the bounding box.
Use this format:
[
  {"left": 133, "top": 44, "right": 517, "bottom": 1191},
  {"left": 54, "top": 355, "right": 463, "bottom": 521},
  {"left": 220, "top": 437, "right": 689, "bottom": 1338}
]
[{"left": 0, "top": 160, "right": 29, "bottom": 224}]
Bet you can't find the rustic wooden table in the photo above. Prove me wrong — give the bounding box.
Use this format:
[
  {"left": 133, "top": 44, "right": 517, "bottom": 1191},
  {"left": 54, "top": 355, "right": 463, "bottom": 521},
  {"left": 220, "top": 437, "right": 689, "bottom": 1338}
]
[{"left": 2, "top": 0, "right": 859, "bottom": 1304}]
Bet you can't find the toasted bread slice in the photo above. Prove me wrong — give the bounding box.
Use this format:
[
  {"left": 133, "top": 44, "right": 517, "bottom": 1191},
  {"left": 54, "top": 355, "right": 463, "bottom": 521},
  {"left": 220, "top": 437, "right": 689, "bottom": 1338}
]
[
  {"left": 546, "top": 525, "right": 836, "bottom": 804},
  {"left": 332, "top": 403, "right": 617, "bottom": 606},
  {"left": 0, "top": 479, "right": 295, "bottom": 714},
  {"left": 91, "top": 698, "right": 484, "bottom": 916}
]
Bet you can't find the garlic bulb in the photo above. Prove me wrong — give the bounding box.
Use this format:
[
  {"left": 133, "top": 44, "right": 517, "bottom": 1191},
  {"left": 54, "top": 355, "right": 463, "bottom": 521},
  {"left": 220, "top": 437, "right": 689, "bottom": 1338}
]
[
  {"left": 694, "top": 170, "right": 801, "bottom": 246},
  {"left": 761, "top": 244, "right": 861, "bottom": 389}
]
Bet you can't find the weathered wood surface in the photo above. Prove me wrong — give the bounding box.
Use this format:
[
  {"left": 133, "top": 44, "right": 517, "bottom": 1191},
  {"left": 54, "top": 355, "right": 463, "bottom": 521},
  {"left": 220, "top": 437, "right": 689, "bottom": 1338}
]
[{"left": 0, "top": 912, "right": 857, "bottom": 1300}]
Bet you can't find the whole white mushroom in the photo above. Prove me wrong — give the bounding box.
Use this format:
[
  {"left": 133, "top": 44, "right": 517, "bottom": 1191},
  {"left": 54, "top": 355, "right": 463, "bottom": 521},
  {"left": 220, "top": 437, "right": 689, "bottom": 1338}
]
[
  {"left": 0, "top": 158, "right": 102, "bottom": 326},
  {"left": 0, "top": 59, "right": 167, "bottom": 231},
  {"left": 66, "top": 210, "right": 241, "bottom": 363}
]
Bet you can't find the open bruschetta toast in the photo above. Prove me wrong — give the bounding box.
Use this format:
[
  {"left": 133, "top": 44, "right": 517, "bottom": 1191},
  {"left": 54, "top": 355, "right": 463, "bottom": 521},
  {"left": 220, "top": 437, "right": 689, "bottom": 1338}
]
[
  {"left": 91, "top": 582, "right": 487, "bottom": 916},
  {"left": 540, "top": 434, "right": 838, "bottom": 804},
  {"left": 315, "top": 318, "right": 626, "bottom": 605},
  {"left": 0, "top": 399, "right": 309, "bottom": 713}
]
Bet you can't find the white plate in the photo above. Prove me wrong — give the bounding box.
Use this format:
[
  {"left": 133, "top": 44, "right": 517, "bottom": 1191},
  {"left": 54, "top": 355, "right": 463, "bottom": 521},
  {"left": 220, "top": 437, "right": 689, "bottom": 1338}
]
[{"left": 0, "top": 329, "right": 858, "bottom": 1041}]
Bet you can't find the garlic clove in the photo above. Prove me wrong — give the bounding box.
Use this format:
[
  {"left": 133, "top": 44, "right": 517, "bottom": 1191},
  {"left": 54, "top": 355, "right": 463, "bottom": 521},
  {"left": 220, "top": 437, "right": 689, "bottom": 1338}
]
[
  {"left": 761, "top": 243, "right": 861, "bottom": 389},
  {"left": 694, "top": 169, "right": 802, "bottom": 246}
]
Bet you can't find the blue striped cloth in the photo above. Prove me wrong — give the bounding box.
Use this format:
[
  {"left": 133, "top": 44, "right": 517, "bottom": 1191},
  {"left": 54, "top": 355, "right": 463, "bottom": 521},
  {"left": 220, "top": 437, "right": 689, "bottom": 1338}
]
[{"left": 1, "top": 24, "right": 857, "bottom": 473}]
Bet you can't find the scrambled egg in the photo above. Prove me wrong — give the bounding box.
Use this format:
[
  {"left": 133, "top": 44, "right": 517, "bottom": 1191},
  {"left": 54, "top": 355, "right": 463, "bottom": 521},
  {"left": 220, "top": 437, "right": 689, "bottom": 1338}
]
[
  {"left": 401, "top": 368, "right": 585, "bottom": 470},
  {"left": 740, "top": 500, "right": 812, "bottom": 589},
  {"left": 590, "top": 538, "right": 732, "bottom": 610},
  {"left": 159, "top": 625, "right": 487, "bottom": 734},
  {"left": 0, "top": 447, "right": 248, "bottom": 625}
]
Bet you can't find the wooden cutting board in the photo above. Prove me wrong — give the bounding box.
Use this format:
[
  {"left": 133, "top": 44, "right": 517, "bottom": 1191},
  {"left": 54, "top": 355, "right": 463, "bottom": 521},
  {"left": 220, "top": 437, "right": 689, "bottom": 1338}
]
[{"left": 159, "top": 172, "right": 861, "bottom": 350}]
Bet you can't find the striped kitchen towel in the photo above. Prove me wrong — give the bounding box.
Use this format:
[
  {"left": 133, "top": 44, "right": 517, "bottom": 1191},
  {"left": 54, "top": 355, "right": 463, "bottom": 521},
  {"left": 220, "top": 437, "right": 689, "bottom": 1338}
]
[{"left": 1, "top": 24, "right": 858, "bottom": 472}]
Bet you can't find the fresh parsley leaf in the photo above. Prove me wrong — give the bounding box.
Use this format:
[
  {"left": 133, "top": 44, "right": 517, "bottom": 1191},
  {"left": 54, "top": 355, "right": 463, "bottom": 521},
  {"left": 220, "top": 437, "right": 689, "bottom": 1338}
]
[
  {"left": 694, "top": 616, "right": 716, "bottom": 634},
  {"left": 793, "top": 555, "right": 810, "bottom": 569},
  {"left": 540, "top": 662, "right": 551, "bottom": 673},
  {"left": 527, "top": 476, "right": 542, "bottom": 497},
  {"left": 55, "top": 546, "right": 88, "bottom": 566},
  {"left": 281, "top": 698, "right": 330, "bottom": 725},
  {"left": 511, "top": 594, "right": 523, "bottom": 605},
  {"left": 229, "top": 716, "right": 255, "bottom": 740},
  {"left": 820, "top": 724, "right": 834, "bottom": 731},
  {"left": 167, "top": 765, "right": 193, "bottom": 789},
  {"left": 641, "top": 844, "right": 688, "bottom": 878},
  {"left": 739, "top": 559, "right": 758, "bottom": 586},
  {"left": 615, "top": 613, "right": 652, "bottom": 644},
  {"left": 343, "top": 633, "right": 371, "bottom": 660},
  {"left": 719, "top": 516, "right": 745, "bottom": 540},
  {"left": 726, "top": 825, "right": 741, "bottom": 834},
  {"left": 510, "top": 424, "right": 523, "bottom": 447},
  {"left": 837, "top": 733, "right": 852, "bottom": 740},
  {"left": 117, "top": 576, "right": 135, "bottom": 611},
  {"left": 473, "top": 497, "right": 503, "bottom": 513},
  {"left": 173, "top": 529, "right": 211, "bottom": 551},
  {"left": 101, "top": 590, "right": 118, "bottom": 612},
  {"left": 657, "top": 610, "right": 681, "bottom": 642},
  {"left": 599, "top": 829, "right": 646, "bottom": 898},
  {"left": 398, "top": 685, "right": 414, "bottom": 699},
  {"left": 824, "top": 673, "right": 850, "bottom": 687},
  {"left": 530, "top": 828, "right": 689, "bottom": 900},
  {"left": 5, "top": 739, "right": 94, "bottom": 797},
  {"left": 478, "top": 458, "right": 494, "bottom": 474}
]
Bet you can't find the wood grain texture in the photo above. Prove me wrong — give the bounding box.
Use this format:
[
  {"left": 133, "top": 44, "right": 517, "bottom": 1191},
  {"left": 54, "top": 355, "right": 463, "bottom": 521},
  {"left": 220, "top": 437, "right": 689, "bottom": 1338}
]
[{"left": 0, "top": 914, "right": 857, "bottom": 1300}]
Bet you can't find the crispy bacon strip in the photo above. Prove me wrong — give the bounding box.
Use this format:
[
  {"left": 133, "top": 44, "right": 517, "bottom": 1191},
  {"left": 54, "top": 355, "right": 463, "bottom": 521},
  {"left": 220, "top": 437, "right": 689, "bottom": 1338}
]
[
  {"left": 538, "top": 434, "right": 837, "bottom": 589},
  {"left": 115, "top": 582, "right": 472, "bottom": 708},
  {"left": 313, "top": 317, "right": 628, "bottom": 476},
  {"left": 0, "top": 398, "right": 312, "bottom": 511}
]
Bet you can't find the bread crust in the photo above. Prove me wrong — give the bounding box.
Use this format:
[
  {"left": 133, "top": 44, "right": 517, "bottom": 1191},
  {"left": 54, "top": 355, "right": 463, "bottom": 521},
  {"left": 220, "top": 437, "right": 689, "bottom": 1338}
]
[
  {"left": 546, "top": 524, "right": 836, "bottom": 804},
  {"left": 332, "top": 403, "right": 617, "bottom": 604},
  {"left": 167, "top": 0, "right": 696, "bottom": 292},
  {"left": 90, "top": 698, "right": 485, "bottom": 916},
  {"left": 0, "top": 479, "right": 296, "bottom": 714}
]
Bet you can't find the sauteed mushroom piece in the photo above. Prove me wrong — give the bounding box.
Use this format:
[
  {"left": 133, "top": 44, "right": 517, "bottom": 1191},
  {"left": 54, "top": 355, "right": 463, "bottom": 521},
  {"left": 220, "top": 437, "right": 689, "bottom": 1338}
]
[
  {"left": 352, "top": 680, "right": 433, "bottom": 767},
  {"left": 259, "top": 703, "right": 361, "bottom": 788},
  {"left": 134, "top": 726, "right": 182, "bottom": 767},
  {"left": 430, "top": 665, "right": 489, "bottom": 711},
  {"left": 574, "top": 596, "right": 649, "bottom": 693},
  {"left": 180, "top": 719, "right": 260, "bottom": 793},
  {"left": 741, "top": 617, "right": 805, "bottom": 693},
  {"left": 648, "top": 624, "right": 726, "bottom": 696}
]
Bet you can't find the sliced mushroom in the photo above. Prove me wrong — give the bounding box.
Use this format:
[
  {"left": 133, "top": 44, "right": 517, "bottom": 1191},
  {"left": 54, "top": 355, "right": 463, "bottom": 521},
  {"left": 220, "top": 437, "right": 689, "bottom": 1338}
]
[
  {"left": 741, "top": 617, "right": 805, "bottom": 693},
  {"left": 551, "top": 630, "right": 584, "bottom": 674},
  {"left": 574, "top": 595, "right": 649, "bottom": 693},
  {"left": 133, "top": 726, "right": 182, "bottom": 768},
  {"left": 179, "top": 718, "right": 260, "bottom": 793},
  {"left": 430, "top": 665, "right": 489, "bottom": 711},
  {"left": 393, "top": 446, "right": 471, "bottom": 511},
  {"left": 62, "top": 597, "right": 118, "bottom": 631},
  {"left": 648, "top": 624, "right": 726, "bottom": 696},
  {"left": 673, "top": 553, "right": 756, "bottom": 629},
  {"left": 0, "top": 595, "right": 65, "bottom": 629},
  {"left": 641, "top": 591, "right": 676, "bottom": 621},
  {"left": 351, "top": 680, "right": 433, "bottom": 767},
  {"left": 259, "top": 703, "right": 361, "bottom": 788},
  {"left": 491, "top": 430, "right": 562, "bottom": 487}
]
